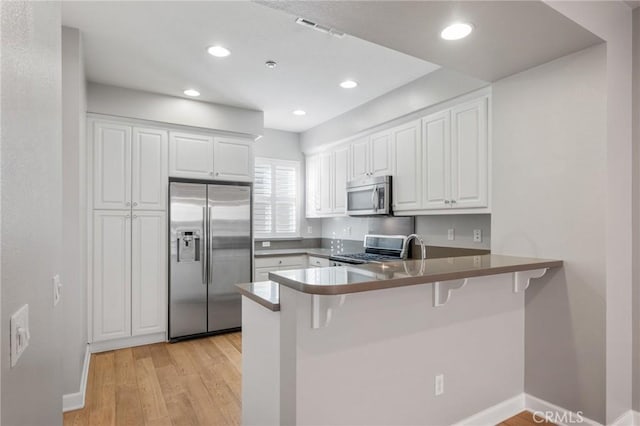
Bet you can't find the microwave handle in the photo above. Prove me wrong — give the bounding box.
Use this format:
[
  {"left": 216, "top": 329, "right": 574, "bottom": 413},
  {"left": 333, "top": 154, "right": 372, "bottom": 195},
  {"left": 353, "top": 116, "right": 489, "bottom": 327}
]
[{"left": 371, "top": 186, "right": 379, "bottom": 212}]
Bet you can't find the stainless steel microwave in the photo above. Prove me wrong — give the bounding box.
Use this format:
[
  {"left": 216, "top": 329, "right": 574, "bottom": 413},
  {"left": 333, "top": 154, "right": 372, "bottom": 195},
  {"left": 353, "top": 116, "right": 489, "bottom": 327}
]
[{"left": 346, "top": 175, "right": 392, "bottom": 216}]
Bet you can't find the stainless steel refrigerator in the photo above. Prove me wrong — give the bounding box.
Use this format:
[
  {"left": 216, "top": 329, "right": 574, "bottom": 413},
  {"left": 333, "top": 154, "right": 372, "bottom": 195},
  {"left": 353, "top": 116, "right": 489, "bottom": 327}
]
[{"left": 169, "top": 181, "right": 251, "bottom": 341}]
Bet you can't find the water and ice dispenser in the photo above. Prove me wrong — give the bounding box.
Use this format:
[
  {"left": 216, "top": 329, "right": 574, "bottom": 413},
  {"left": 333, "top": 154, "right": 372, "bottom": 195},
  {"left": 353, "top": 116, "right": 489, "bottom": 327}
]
[{"left": 176, "top": 229, "right": 201, "bottom": 262}]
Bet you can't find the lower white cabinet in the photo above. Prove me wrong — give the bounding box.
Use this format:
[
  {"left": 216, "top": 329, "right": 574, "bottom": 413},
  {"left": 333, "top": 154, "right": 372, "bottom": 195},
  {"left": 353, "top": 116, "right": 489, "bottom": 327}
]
[
  {"left": 93, "top": 210, "right": 166, "bottom": 342},
  {"left": 254, "top": 255, "right": 307, "bottom": 281},
  {"left": 131, "top": 211, "right": 167, "bottom": 336},
  {"left": 308, "top": 256, "right": 330, "bottom": 268}
]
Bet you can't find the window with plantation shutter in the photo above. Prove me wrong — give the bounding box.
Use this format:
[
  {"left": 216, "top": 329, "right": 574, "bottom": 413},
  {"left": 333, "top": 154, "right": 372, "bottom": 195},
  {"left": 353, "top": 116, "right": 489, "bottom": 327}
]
[{"left": 254, "top": 157, "right": 300, "bottom": 238}]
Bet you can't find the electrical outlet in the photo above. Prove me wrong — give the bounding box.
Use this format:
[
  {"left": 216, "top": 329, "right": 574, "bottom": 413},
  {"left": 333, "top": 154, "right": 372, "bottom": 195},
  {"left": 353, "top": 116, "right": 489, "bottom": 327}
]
[
  {"left": 53, "top": 274, "right": 62, "bottom": 306},
  {"left": 473, "top": 229, "right": 482, "bottom": 243},
  {"left": 435, "top": 374, "right": 444, "bottom": 396},
  {"left": 261, "top": 241, "right": 271, "bottom": 248},
  {"left": 447, "top": 229, "right": 455, "bottom": 241},
  {"left": 10, "top": 304, "right": 30, "bottom": 367},
  {"left": 307, "top": 226, "right": 313, "bottom": 234},
  {"left": 346, "top": 226, "right": 352, "bottom": 236}
]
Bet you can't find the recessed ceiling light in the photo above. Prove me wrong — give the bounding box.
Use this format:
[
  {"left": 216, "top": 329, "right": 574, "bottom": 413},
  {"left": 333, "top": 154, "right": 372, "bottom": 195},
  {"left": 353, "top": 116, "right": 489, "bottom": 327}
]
[
  {"left": 207, "top": 45, "right": 231, "bottom": 57},
  {"left": 183, "top": 89, "right": 200, "bottom": 97},
  {"left": 292, "top": 110, "right": 306, "bottom": 116},
  {"left": 265, "top": 60, "right": 278, "bottom": 69},
  {"left": 340, "top": 80, "right": 358, "bottom": 89},
  {"left": 440, "top": 23, "right": 473, "bottom": 41}
]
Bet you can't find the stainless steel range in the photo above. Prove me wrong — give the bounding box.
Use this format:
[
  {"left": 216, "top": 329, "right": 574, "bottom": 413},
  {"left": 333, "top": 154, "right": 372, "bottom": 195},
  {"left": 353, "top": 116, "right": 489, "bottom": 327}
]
[{"left": 329, "top": 234, "right": 410, "bottom": 265}]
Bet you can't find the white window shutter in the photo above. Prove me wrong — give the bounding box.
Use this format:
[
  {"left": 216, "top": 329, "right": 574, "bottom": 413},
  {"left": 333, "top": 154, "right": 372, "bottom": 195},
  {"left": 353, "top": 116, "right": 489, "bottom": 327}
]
[{"left": 254, "top": 158, "right": 300, "bottom": 238}]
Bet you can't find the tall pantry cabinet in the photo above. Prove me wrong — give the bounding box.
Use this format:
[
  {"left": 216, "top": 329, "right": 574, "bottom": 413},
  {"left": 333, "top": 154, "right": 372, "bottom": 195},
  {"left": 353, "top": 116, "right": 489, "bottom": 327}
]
[{"left": 91, "top": 119, "right": 167, "bottom": 343}]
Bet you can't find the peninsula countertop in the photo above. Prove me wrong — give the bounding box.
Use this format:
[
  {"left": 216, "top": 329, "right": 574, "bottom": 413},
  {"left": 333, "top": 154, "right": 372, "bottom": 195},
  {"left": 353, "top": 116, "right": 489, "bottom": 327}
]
[
  {"left": 268, "top": 254, "right": 562, "bottom": 295},
  {"left": 254, "top": 248, "right": 333, "bottom": 259}
]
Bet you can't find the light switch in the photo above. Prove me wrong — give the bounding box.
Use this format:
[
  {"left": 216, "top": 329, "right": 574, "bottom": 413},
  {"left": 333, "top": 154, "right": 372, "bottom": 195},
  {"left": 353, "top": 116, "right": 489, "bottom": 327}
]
[
  {"left": 262, "top": 241, "right": 271, "bottom": 248},
  {"left": 10, "top": 304, "right": 30, "bottom": 367}
]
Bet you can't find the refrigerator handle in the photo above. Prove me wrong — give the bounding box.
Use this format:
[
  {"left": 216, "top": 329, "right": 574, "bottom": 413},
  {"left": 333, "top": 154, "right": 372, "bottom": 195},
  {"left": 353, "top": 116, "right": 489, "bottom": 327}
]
[
  {"left": 202, "top": 207, "right": 207, "bottom": 285},
  {"left": 208, "top": 206, "right": 213, "bottom": 285}
]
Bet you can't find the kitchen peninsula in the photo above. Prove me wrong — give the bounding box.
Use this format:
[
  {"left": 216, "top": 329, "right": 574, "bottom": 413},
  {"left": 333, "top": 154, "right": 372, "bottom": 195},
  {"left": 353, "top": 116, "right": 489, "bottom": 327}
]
[{"left": 239, "top": 255, "right": 562, "bottom": 426}]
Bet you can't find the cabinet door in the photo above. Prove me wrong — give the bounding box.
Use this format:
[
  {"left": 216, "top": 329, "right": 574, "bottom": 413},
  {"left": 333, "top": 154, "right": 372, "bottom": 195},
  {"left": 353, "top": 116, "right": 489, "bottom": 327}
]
[
  {"left": 131, "top": 211, "right": 167, "bottom": 336},
  {"left": 392, "top": 120, "right": 422, "bottom": 212},
  {"left": 305, "top": 154, "right": 320, "bottom": 217},
  {"left": 254, "top": 267, "right": 272, "bottom": 282},
  {"left": 350, "top": 137, "right": 370, "bottom": 180},
  {"left": 450, "top": 98, "right": 488, "bottom": 209},
  {"left": 370, "top": 130, "right": 394, "bottom": 176},
  {"left": 169, "top": 131, "right": 214, "bottom": 179},
  {"left": 93, "top": 121, "right": 131, "bottom": 210},
  {"left": 332, "top": 145, "right": 349, "bottom": 214},
  {"left": 93, "top": 210, "right": 131, "bottom": 341},
  {"left": 319, "top": 151, "right": 333, "bottom": 214},
  {"left": 423, "top": 111, "right": 451, "bottom": 210},
  {"left": 213, "top": 136, "right": 253, "bottom": 182},
  {"left": 132, "top": 127, "right": 168, "bottom": 211}
]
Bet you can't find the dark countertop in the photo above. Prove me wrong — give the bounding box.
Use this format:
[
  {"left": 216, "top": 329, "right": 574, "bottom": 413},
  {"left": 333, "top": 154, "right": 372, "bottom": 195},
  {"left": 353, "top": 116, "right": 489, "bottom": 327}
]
[
  {"left": 268, "top": 254, "right": 563, "bottom": 296},
  {"left": 236, "top": 281, "right": 280, "bottom": 311},
  {"left": 254, "top": 248, "right": 334, "bottom": 259}
]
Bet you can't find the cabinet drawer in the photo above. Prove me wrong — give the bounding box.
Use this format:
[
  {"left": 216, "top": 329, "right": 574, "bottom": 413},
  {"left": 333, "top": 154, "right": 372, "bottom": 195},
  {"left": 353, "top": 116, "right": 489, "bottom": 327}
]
[
  {"left": 255, "top": 255, "right": 306, "bottom": 268},
  {"left": 308, "top": 256, "right": 330, "bottom": 267}
]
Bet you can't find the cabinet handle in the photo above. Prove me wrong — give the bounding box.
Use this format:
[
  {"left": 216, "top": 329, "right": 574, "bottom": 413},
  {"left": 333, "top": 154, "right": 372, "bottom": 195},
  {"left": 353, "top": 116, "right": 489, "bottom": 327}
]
[
  {"left": 125, "top": 213, "right": 131, "bottom": 218},
  {"left": 451, "top": 200, "right": 457, "bottom": 204},
  {"left": 126, "top": 201, "right": 131, "bottom": 207},
  {"left": 209, "top": 171, "right": 214, "bottom": 176},
  {"left": 133, "top": 202, "right": 138, "bottom": 207},
  {"left": 132, "top": 215, "right": 137, "bottom": 219},
  {"left": 444, "top": 200, "right": 450, "bottom": 204},
  {"left": 278, "top": 260, "right": 283, "bottom": 264},
  {"left": 215, "top": 172, "right": 220, "bottom": 176}
]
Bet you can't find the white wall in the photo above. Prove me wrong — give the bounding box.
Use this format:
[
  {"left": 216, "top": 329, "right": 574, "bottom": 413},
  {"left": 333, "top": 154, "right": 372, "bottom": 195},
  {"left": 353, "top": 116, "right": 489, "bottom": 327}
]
[
  {"left": 61, "top": 26, "right": 88, "bottom": 397},
  {"left": 1, "top": 1, "right": 63, "bottom": 424},
  {"left": 492, "top": 44, "right": 607, "bottom": 422},
  {"left": 300, "top": 68, "right": 487, "bottom": 152},
  {"left": 634, "top": 6, "right": 640, "bottom": 414},
  {"left": 87, "top": 82, "right": 264, "bottom": 138},
  {"left": 254, "top": 128, "right": 321, "bottom": 239}
]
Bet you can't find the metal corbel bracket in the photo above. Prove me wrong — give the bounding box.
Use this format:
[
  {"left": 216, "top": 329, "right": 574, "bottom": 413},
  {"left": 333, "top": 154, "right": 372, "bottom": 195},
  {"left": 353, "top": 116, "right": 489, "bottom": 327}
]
[
  {"left": 311, "top": 294, "right": 347, "bottom": 329},
  {"left": 433, "top": 279, "right": 468, "bottom": 307},
  {"left": 513, "top": 268, "right": 549, "bottom": 293}
]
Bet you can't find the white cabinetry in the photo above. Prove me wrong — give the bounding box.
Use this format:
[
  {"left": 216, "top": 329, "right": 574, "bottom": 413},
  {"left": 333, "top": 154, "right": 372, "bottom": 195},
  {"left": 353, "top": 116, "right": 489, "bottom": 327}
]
[
  {"left": 349, "top": 132, "right": 393, "bottom": 180},
  {"left": 93, "top": 122, "right": 132, "bottom": 210},
  {"left": 93, "top": 210, "right": 132, "bottom": 341},
  {"left": 305, "top": 144, "right": 349, "bottom": 218},
  {"left": 213, "top": 136, "right": 253, "bottom": 182},
  {"left": 308, "top": 256, "right": 330, "bottom": 268},
  {"left": 132, "top": 128, "right": 168, "bottom": 210},
  {"left": 131, "top": 211, "right": 167, "bottom": 336},
  {"left": 254, "top": 255, "right": 307, "bottom": 281},
  {"left": 422, "top": 98, "right": 488, "bottom": 211},
  {"left": 169, "top": 132, "right": 214, "bottom": 179},
  {"left": 169, "top": 131, "right": 254, "bottom": 181},
  {"left": 392, "top": 120, "right": 422, "bottom": 212}
]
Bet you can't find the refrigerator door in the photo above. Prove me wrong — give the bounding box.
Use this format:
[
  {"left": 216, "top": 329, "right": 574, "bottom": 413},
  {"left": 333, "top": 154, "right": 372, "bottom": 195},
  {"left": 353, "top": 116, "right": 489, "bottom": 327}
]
[
  {"left": 207, "top": 184, "right": 251, "bottom": 332},
  {"left": 169, "top": 182, "right": 208, "bottom": 339}
]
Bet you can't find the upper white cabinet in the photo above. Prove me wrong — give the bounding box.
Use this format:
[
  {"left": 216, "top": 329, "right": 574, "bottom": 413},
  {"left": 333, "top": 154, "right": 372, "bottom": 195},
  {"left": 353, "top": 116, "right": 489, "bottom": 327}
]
[
  {"left": 421, "top": 98, "right": 488, "bottom": 211},
  {"left": 332, "top": 145, "right": 349, "bottom": 213},
  {"left": 169, "top": 132, "right": 215, "bottom": 179},
  {"left": 132, "top": 127, "right": 168, "bottom": 210},
  {"left": 304, "top": 92, "right": 490, "bottom": 217},
  {"left": 169, "top": 131, "right": 254, "bottom": 181},
  {"left": 423, "top": 111, "right": 451, "bottom": 210},
  {"left": 213, "top": 136, "right": 253, "bottom": 182},
  {"left": 392, "top": 120, "right": 422, "bottom": 212},
  {"left": 349, "top": 132, "right": 393, "bottom": 180},
  {"left": 450, "top": 98, "right": 488, "bottom": 209},
  {"left": 93, "top": 121, "right": 167, "bottom": 211},
  {"left": 93, "top": 122, "right": 132, "bottom": 210},
  {"left": 305, "top": 143, "right": 349, "bottom": 218}
]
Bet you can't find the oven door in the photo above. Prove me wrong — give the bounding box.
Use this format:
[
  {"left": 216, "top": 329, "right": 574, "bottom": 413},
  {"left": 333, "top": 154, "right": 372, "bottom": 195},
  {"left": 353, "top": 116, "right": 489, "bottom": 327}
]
[{"left": 346, "top": 183, "right": 390, "bottom": 216}]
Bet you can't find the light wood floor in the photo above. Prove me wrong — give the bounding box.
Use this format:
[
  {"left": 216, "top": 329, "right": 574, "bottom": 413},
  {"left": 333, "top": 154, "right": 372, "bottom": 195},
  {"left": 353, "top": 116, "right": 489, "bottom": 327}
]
[
  {"left": 64, "top": 332, "right": 552, "bottom": 426},
  {"left": 64, "top": 333, "right": 242, "bottom": 426}
]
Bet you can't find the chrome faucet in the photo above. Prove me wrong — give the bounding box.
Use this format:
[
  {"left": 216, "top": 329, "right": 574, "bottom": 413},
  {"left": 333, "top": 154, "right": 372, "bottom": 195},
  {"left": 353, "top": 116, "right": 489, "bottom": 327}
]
[{"left": 404, "top": 234, "right": 426, "bottom": 260}]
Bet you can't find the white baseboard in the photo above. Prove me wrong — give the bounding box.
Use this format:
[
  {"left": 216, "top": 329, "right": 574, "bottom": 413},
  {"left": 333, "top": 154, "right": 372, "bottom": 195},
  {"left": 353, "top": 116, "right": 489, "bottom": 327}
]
[
  {"left": 452, "top": 394, "right": 525, "bottom": 426},
  {"left": 525, "top": 394, "right": 601, "bottom": 426},
  {"left": 89, "top": 332, "right": 165, "bottom": 353},
  {"left": 609, "top": 410, "right": 637, "bottom": 426},
  {"left": 62, "top": 344, "right": 91, "bottom": 412}
]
